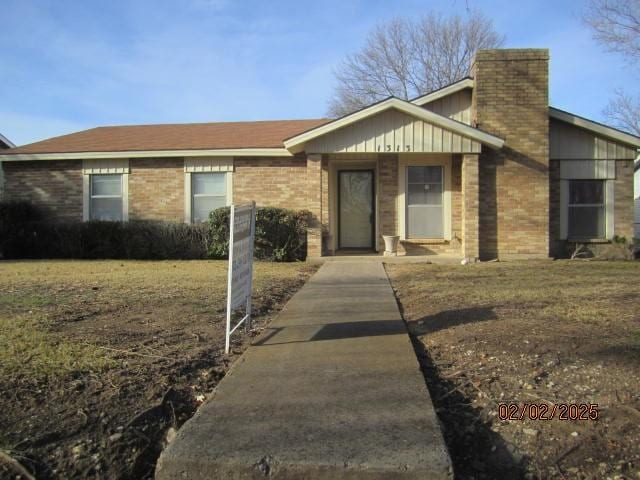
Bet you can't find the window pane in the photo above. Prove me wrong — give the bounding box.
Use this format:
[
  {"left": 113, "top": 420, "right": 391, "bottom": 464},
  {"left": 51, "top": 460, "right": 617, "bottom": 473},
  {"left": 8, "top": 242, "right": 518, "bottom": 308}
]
[
  {"left": 424, "top": 166, "right": 442, "bottom": 183},
  {"left": 568, "top": 206, "right": 605, "bottom": 238},
  {"left": 91, "top": 174, "right": 122, "bottom": 196},
  {"left": 406, "top": 166, "right": 444, "bottom": 238},
  {"left": 193, "top": 173, "right": 226, "bottom": 196},
  {"left": 408, "top": 183, "right": 442, "bottom": 205},
  {"left": 408, "top": 166, "right": 442, "bottom": 184},
  {"left": 407, "top": 166, "right": 425, "bottom": 183},
  {"left": 408, "top": 206, "right": 443, "bottom": 238},
  {"left": 569, "top": 180, "right": 604, "bottom": 205},
  {"left": 193, "top": 195, "right": 226, "bottom": 223},
  {"left": 90, "top": 197, "right": 123, "bottom": 221}
]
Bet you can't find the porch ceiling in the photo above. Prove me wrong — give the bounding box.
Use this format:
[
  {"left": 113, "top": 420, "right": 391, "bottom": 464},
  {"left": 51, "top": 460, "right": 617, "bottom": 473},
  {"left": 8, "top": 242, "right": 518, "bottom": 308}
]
[{"left": 284, "top": 97, "right": 504, "bottom": 155}]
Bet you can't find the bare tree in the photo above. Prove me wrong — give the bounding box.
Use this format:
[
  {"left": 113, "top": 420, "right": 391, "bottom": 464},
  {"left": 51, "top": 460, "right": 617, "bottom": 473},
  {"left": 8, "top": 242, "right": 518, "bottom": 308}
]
[
  {"left": 328, "top": 11, "right": 504, "bottom": 117},
  {"left": 584, "top": 0, "right": 640, "bottom": 135},
  {"left": 603, "top": 89, "right": 640, "bottom": 135}
]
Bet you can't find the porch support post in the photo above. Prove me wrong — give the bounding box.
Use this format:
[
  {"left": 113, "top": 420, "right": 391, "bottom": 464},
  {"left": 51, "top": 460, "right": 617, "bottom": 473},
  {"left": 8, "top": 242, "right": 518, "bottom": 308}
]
[
  {"left": 306, "top": 153, "right": 323, "bottom": 257},
  {"left": 462, "top": 154, "right": 480, "bottom": 261}
]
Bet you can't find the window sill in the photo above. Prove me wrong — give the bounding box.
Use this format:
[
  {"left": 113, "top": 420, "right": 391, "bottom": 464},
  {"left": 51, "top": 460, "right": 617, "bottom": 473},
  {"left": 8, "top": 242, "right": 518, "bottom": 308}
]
[
  {"left": 401, "top": 238, "right": 449, "bottom": 245},
  {"left": 566, "top": 238, "right": 610, "bottom": 244}
]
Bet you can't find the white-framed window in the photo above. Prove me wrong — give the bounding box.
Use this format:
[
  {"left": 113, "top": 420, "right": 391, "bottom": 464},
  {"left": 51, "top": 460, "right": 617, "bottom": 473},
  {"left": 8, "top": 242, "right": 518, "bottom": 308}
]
[
  {"left": 559, "top": 159, "right": 615, "bottom": 241},
  {"left": 90, "top": 174, "right": 124, "bottom": 221},
  {"left": 191, "top": 172, "right": 227, "bottom": 223},
  {"left": 567, "top": 179, "right": 606, "bottom": 239},
  {"left": 82, "top": 159, "right": 129, "bottom": 222},
  {"left": 406, "top": 165, "right": 444, "bottom": 238}
]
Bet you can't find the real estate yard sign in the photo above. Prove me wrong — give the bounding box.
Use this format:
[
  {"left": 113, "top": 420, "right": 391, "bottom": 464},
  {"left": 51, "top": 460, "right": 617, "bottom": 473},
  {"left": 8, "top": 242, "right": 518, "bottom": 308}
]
[{"left": 225, "top": 202, "right": 256, "bottom": 354}]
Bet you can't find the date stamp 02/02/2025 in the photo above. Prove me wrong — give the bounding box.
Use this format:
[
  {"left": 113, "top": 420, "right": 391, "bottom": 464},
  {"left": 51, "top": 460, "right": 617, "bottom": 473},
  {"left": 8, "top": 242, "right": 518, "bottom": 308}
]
[{"left": 498, "top": 403, "right": 599, "bottom": 421}]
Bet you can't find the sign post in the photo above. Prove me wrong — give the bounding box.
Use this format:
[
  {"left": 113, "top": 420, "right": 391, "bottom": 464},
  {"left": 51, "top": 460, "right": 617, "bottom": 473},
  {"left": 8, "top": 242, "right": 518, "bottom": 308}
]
[{"left": 225, "top": 202, "right": 256, "bottom": 354}]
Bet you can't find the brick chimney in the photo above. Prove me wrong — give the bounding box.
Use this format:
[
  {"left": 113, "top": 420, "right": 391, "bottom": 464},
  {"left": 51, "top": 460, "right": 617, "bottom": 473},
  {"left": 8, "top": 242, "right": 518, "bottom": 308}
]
[{"left": 471, "top": 49, "right": 550, "bottom": 259}]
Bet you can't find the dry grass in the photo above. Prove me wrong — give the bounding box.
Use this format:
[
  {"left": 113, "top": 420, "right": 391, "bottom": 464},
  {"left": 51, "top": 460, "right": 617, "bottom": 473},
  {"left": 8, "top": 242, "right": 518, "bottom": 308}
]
[
  {"left": 0, "top": 259, "right": 315, "bottom": 479},
  {"left": 387, "top": 260, "right": 640, "bottom": 480},
  {"left": 0, "top": 260, "right": 307, "bottom": 380}
]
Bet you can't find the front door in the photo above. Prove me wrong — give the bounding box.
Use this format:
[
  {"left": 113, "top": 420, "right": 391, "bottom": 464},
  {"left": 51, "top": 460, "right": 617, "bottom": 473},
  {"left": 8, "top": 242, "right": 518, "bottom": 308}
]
[{"left": 338, "top": 170, "right": 374, "bottom": 249}]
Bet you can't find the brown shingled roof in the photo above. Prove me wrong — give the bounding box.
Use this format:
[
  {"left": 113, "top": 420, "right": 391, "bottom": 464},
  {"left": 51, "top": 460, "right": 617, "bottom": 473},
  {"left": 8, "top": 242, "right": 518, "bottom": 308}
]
[{"left": 2, "top": 119, "right": 329, "bottom": 154}]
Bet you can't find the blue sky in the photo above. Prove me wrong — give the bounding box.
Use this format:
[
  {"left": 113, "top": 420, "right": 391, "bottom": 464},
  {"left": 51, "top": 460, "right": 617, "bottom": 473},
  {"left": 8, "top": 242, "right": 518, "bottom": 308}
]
[{"left": 0, "top": 0, "right": 634, "bottom": 146}]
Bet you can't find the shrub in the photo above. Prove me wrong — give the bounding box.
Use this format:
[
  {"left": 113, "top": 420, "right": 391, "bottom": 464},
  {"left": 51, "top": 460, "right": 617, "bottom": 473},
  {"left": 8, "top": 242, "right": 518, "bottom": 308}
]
[
  {"left": 0, "top": 201, "right": 309, "bottom": 261},
  {"left": 0, "top": 201, "right": 42, "bottom": 259},
  {"left": 208, "top": 206, "right": 310, "bottom": 261},
  {"left": 0, "top": 200, "right": 211, "bottom": 260},
  {"left": 565, "top": 237, "right": 637, "bottom": 261}
]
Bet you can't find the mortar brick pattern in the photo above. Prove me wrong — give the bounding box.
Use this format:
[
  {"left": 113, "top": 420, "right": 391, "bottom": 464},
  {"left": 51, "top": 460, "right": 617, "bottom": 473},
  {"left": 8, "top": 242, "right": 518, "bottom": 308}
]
[
  {"left": 378, "top": 154, "right": 398, "bottom": 247},
  {"left": 614, "top": 160, "right": 634, "bottom": 240},
  {"left": 549, "top": 160, "right": 562, "bottom": 256},
  {"left": 129, "top": 158, "right": 184, "bottom": 222},
  {"left": 306, "top": 155, "right": 322, "bottom": 257},
  {"left": 462, "top": 154, "right": 480, "bottom": 259},
  {"left": 474, "top": 49, "right": 550, "bottom": 259},
  {"left": 233, "top": 156, "right": 307, "bottom": 209},
  {"left": 2, "top": 160, "right": 83, "bottom": 221}
]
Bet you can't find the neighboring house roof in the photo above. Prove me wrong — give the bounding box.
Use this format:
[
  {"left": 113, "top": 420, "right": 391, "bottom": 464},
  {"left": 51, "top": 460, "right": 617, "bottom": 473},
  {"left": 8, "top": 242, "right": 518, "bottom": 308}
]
[
  {"left": 0, "top": 119, "right": 329, "bottom": 159},
  {"left": 549, "top": 107, "right": 640, "bottom": 148},
  {"left": 284, "top": 96, "right": 504, "bottom": 152},
  {"left": 410, "top": 77, "right": 474, "bottom": 106},
  {"left": 0, "top": 132, "right": 15, "bottom": 149}
]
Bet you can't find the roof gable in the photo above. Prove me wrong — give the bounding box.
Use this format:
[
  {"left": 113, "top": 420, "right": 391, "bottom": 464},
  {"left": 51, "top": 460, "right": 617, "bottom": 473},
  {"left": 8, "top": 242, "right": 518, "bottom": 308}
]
[
  {"left": 0, "top": 132, "right": 15, "bottom": 149},
  {"left": 549, "top": 107, "right": 640, "bottom": 150},
  {"left": 410, "top": 78, "right": 474, "bottom": 106},
  {"left": 284, "top": 97, "right": 503, "bottom": 154}
]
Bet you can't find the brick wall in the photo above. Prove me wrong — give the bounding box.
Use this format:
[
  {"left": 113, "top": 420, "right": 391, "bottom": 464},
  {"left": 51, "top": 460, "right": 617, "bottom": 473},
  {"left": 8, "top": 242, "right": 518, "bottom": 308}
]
[
  {"left": 306, "top": 155, "right": 322, "bottom": 257},
  {"left": 548, "top": 160, "right": 562, "bottom": 256},
  {"left": 321, "top": 155, "right": 330, "bottom": 240},
  {"left": 2, "top": 160, "right": 83, "bottom": 221},
  {"left": 233, "top": 156, "right": 307, "bottom": 209},
  {"left": 451, "top": 155, "right": 462, "bottom": 244},
  {"left": 461, "top": 154, "right": 480, "bottom": 259},
  {"left": 473, "top": 49, "right": 550, "bottom": 259},
  {"left": 378, "top": 154, "right": 398, "bottom": 248},
  {"left": 129, "top": 158, "right": 184, "bottom": 222},
  {"left": 614, "top": 160, "right": 635, "bottom": 240}
]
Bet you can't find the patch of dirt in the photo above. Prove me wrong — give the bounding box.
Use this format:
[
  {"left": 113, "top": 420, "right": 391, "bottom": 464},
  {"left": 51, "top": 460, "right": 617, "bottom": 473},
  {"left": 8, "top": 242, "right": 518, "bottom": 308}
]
[
  {"left": 387, "top": 260, "right": 640, "bottom": 480},
  {"left": 0, "top": 261, "right": 317, "bottom": 480}
]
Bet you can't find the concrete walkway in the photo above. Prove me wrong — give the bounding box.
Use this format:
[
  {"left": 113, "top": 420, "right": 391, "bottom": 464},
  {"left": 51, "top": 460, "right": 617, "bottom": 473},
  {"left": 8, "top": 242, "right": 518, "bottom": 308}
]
[{"left": 156, "top": 262, "right": 451, "bottom": 479}]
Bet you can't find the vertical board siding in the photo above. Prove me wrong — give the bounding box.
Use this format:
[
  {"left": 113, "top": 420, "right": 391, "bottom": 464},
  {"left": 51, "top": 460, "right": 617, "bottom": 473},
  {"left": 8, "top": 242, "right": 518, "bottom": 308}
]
[
  {"left": 307, "top": 109, "right": 481, "bottom": 154},
  {"left": 82, "top": 158, "right": 130, "bottom": 174},
  {"left": 550, "top": 118, "right": 637, "bottom": 160},
  {"left": 421, "top": 89, "right": 473, "bottom": 125},
  {"left": 559, "top": 159, "right": 616, "bottom": 179},
  {"left": 184, "top": 156, "right": 233, "bottom": 172}
]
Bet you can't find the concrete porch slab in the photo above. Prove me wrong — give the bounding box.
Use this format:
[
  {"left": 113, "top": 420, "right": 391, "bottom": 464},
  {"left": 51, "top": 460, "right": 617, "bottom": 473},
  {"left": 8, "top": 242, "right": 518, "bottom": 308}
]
[
  {"left": 309, "top": 254, "right": 462, "bottom": 265},
  {"left": 155, "top": 262, "right": 452, "bottom": 480}
]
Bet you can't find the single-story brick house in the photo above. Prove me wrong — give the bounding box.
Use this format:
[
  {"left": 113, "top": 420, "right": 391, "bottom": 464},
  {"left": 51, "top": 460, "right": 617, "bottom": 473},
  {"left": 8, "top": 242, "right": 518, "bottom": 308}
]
[{"left": 1, "top": 49, "right": 639, "bottom": 259}]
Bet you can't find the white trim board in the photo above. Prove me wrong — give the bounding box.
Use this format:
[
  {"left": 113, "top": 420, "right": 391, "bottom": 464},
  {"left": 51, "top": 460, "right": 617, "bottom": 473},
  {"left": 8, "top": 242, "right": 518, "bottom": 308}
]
[
  {"left": 410, "top": 78, "right": 475, "bottom": 106},
  {"left": 397, "top": 154, "right": 453, "bottom": 241},
  {"left": 0, "top": 133, "right": 15, "bottom": 149},
  {"left": 0, "top": 148, "right": 293, "bottom": 161},
  {"left": 284, "top": 97, "right": 503, "bottom": 152},
  {"left": 549, "top": 107, "right": 640, "bottom": 149}
]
